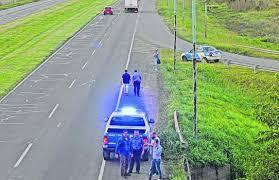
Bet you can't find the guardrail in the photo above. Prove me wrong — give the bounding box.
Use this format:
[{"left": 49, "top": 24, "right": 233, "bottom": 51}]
[
  {"left": 173, "top": 111, "right": 191, "bottom": 180},
  {"left": 233, "top": 45, "right": 279, "bottom": 55},
  {"left": 222, "top": 59, "right": 279, "bottom": 72}
]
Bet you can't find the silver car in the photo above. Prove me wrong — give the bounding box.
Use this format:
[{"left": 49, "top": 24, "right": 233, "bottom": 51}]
[{"left": 197, "top": 45, "right": 222, "bottom": 63}]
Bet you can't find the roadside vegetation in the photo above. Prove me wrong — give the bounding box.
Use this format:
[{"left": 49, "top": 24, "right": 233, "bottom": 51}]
[
  {"left": 156, "top": 0, "right": 279, "bottom": 60},
  {"left": 0, "top": 0, "right": 39, "bottom": 10},
  {"left": 158, "top": 49, "right": 279, "bottom": 179},
  {"left": 0, "top": 0, "right": 114, "bottom": 99}
]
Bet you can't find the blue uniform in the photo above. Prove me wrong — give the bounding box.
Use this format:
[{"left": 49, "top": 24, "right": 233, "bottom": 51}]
[{"left": 129, "top": 136, "right": 143, "bottom": 173}]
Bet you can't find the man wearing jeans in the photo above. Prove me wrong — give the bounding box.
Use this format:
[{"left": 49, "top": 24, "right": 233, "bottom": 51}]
[
  {"left": 149, "top": 138, "right": 163, "bottom": 180},
  {"left": 122, "top": 70, "right": 131, "bottom": 95},
  {"left": 132, "top": 70, "right": 142, "bottom": 97},
  {"left": 115, "top": 130, "right": 132, "bottom": 177}
]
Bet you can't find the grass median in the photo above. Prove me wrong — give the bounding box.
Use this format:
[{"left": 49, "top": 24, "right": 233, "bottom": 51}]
[
  {"left": 0, "top": 0, "right": 114, "bottom": 99},
  {"left": 156, "top": 0, "right": 279, "bottom": 60},
  {"left": 158, "top": 49, "right": 278, "bottom": 179}
]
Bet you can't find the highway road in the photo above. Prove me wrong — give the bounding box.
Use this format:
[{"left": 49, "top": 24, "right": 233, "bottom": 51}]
[
  {"left": 0, "top": 0, "right": 67, "bottom": 25},
  {"left": 0, "top": 0, "right": 278, "bottom": 179}
]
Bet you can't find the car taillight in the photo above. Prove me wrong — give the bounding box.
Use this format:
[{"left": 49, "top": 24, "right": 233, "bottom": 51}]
[{"left": 103, "top": 135, "right": 108, "bottom": 145}]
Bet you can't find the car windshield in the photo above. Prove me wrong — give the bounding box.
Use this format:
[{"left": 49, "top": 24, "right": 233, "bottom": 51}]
[
  {"left": 110, "top": 116, "right": 145, "bottom": 126},
  {"left": 203, "top": 46, "right": 216, "bottom": 52},
  {"left": 105, "top": 7, "right": 111, "bottom": 10}
]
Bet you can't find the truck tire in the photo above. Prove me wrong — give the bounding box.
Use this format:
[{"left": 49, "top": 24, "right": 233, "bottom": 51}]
[{"left": 103, "top": 150, "right": 110, "bottom": 160}]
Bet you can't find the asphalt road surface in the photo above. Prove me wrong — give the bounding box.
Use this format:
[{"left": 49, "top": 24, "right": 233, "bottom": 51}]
[
  {"left": 0, "top": 0, "right": 67, "bottom": 25},
  {"left": 0, "top": 0, "right": 278, "bottom": 179}
]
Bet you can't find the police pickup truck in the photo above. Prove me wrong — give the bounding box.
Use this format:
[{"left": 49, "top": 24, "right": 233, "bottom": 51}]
[{"left": 102, "top": 107, "right": 154, "bottom": 161}]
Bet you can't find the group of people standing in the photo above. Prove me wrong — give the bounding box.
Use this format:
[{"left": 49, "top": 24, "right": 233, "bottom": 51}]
[
  {"left": 121, "top": 49, "right": 160, "bottom": 97},
  {"left": 122, "top": 69, "right": 142, "bottom": 97},
  {"left": 115, "top": 130, "right": 163, "bottom": 179}
]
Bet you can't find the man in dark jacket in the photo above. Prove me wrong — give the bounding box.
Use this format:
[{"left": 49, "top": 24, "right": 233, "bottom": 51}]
[
  {"left": 115, "top": 130, "right": 132, "bottom": 177},
  {"left": 122, "top": 70, "right": 131, "bottom": 95},
  {"left": 128, "top": 130, "right": 144, "bottom": 174}
]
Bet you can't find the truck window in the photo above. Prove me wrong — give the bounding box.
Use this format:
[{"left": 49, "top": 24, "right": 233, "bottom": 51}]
[
  {"left": 110, "top": 116, "right": 145, "bottom": 126},
  {"left": 107, "top": 129, "right": 145, "bottom": 134}
]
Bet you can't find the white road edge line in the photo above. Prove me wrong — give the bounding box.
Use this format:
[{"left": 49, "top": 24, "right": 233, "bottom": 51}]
[
  {"left": 68, "top": 79, "right": 76, "bottom": 88},
  {"left": 14, "top": 143, "right": 33, "bottom": 168},
  {"left": 97, "top": 3, "right": 142, "bottom": 180},
  {"left": 0, "top": 13, "right": 102, "bottom": 104},
  {"left": 81, "top": 61, "right": 88, "bottom": 70},
  {"left": 48, "top": 104, "right": 59, "bottom": 119}
]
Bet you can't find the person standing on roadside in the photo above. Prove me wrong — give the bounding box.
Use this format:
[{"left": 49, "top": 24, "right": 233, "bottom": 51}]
[
  {"left": 132, "top": 70, "right": 142, "bottom": 97},
  {"left": 153, "top": 49, "right": 160, "bottom": 71},
  {"left": 115, "top": 130, "right": 132, "bottom": 177},
  {"left": 149, "top": 138, "right": 163, "bottom": 180},
  {"left": 128, "top": 130, "right": 144, "bottom": 174},
  {"left": 122, "top": 69, "right": 131, "bottom": 95}
]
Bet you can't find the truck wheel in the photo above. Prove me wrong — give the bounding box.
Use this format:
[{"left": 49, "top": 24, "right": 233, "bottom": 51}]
[{"left": 103, "top": 150, "right": 110, "bottom": 160}]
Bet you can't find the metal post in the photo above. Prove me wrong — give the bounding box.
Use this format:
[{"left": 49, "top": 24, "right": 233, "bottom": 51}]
[
  {"left": 204, "top": 1, "right": 207, "bottom": 44},
  {"left": 192, "top": 0, "right": 197, "bottom": 137},
  {"left": 173, "top": 0, "right": 177, "bottom": 70}
]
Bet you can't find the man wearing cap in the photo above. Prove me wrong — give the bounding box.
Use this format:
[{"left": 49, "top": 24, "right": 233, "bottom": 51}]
[{"left": 115, "top": 130, "right": 132, "bottom": 177}]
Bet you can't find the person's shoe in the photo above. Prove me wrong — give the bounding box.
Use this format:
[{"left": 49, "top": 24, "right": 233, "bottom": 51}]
[
  {"left": 136, "top": 171, "right": 140, "bottom": 174},
  {"left": 125, "top": 173, "right": 131, "bottom": 176},
  {"left": 148, "top": 176, "right": 152, "bottom": 180}
]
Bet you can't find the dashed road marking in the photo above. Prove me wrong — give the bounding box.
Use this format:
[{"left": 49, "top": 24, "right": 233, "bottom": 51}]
[
  {"left": 68, "top": 79, "right": 76, "bottom": 89},
  {"left": 81, "top": 61, "right": 88, "bottom": 70},
  {"left": 57, "top": 122, "right": 62, "bottom": 128},
  {"left": 14, "top": 143, "right": 33, "bottom": 168},
  {"left": 48, "top": 104, "right": 59, "bottom": 119}
]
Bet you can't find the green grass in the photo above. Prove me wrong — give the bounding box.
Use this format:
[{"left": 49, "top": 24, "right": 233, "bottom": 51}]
[
  {"left": 158, "top": 49, "right": 279, "bottom": 179},
  {"left": 0, "top": 0, "right": 114, "bottom": 99},
  {"left": 156, "top": 0, "right": 279, "bottom": 60},
  {"left": 0, "top": 0, "right": 39, "bottom": 10}
]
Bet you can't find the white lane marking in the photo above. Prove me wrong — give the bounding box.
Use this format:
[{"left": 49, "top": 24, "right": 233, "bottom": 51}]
[
  {"left": 48, "top": 104, "right": 59, "bottom": 119},
  {"left": 0, "top": 12, "right": 102, "bottom": 104},
  {"left": 57, "top": 122, "right": 62, "bottom": 128},
  {"left": 126, "top": 9, "right": 141, "bottom": 69},
  {"left": 91, "top": 49, "right": 97, "bottom": 55},
  {"left": 81, "top": 61, "right": 88, "bottom": 70},
  {"left": 0, "top": 140, "right": 7, "bottom": 143},
  {"left": 97, "top": 159, "right": 106, "bottom": 180},
  {"left": 14, "top": 143, "right": 33, "bottom": 168},
  {"left": 115, "top": 85, "right": 123, "bottom": 110},
  {"left": 97, "top": 3, "right": 142, "bottom": 180},
  {"left": 68, "top": 79, "right": 76, "bottom": 88},
  {"left": 0, "top": 123, "right": 24, "bottom": 125}
]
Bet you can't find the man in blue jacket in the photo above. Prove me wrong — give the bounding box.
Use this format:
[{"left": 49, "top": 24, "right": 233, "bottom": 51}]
[
  {"left": 122, "top": 70, "right": 131, "bottom": 95},
  {"left": 115, "top": 130, "right": 132, "bottom": 177}
]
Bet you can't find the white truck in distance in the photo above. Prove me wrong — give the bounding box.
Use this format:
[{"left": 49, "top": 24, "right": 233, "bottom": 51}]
[{"left": 124, "top": 0, "right": 139, "bottom": 12}]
